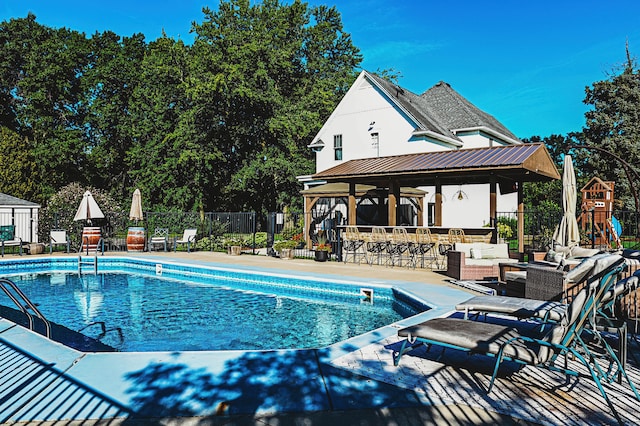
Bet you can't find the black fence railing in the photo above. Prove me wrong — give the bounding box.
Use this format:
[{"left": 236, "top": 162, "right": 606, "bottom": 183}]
[
  {"left": 40, "top": 208, "right": 640, "bottom": 255},
  {"left": 496, "top": 209, "right": 640, "bottom": 252}
]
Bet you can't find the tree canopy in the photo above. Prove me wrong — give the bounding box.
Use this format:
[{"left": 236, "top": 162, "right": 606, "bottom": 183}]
[
  {"left": 2, "top": 2, "right": 639, "bottom": 220},
  {"left": 0, "top": 0, "right": 361, "bottom": 217}
]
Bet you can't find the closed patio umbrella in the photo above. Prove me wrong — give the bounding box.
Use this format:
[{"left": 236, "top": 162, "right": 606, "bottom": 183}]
[
  {"left": 73, "top": 191, "right": 105, "bottom": 224},
  {"left": 129, "top": 188, "right": 143, "bottom": 223},
  {"left": 552, "top": 155, "right": 580, "bottom": 248}
]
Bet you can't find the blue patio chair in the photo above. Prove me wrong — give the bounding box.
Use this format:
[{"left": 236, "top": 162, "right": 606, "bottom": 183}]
[{"left": 0, "top": 225, "right": 22, "bottom": 257}]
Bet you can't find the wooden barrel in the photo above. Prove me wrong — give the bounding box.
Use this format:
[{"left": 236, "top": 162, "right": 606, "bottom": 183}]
[
  {"left": 127, "top": 227, "right": 145, "bottom": 252},
  {"left": 81, "top": 227, "right": 101, "bottom": 252}
]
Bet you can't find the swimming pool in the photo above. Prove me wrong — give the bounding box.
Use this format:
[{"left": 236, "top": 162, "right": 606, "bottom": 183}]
[{"left": 0, "top": 257, "right": 429, "bottom": 352}]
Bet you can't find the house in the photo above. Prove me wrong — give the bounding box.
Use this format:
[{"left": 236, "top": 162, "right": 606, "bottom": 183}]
[
  {"left": 0, "top": 193, "right": 40, "bottom": 243},
  {"left": 299, "top": 70, "right": 524, "bottom": 228}
]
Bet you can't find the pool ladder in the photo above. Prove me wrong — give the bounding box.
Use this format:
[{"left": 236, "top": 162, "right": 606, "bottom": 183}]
[
  {"left": 78, "top": 255, "right": 98, "bottom": 274},
  {"left": 0, "top": 278, "right": 51, "bottom": 338}
]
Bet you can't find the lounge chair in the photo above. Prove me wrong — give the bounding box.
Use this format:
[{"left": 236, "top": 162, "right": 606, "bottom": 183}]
[
  {"left": 174, "top": 228, "right": 197, "bottom": 253},
  {"left": 393, "top": 261, "right": 637, "bottom": 423},
  {"left": 148, "top": 228, "right": 169, "bottom": 252},
  {"left": 0, "top": 225, "right": 22, "bottom": 257},
  {"left": 455, "top": 253, "right": 625, "bottom": 321},
  {"left": 49, "top": 230, "right": 70, "bottom": 254}
]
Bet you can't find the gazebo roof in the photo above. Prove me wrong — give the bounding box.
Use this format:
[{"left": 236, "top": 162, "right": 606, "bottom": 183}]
[
  {"left": 312, "top": 143, "right": 560, "bottom": 187},
  {"left": 301, "top": 183, "right": 426, "bottom": 197}
]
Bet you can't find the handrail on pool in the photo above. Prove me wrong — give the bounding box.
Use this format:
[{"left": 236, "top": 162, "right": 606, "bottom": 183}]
[{"left": 0, "top": 277, "right": 51, "bottom": 338}]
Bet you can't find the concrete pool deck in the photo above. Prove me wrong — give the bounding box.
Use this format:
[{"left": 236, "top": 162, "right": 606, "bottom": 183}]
[{"left": 1, "top": 251, "right": 639, "bottom": 425}]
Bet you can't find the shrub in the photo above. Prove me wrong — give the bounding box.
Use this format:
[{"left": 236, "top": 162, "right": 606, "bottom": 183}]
[
  {"left": 254, "top": 232, "right": 268, "bottom": 248},
  {"left": 273, "top": 240, "right": 297, "bottom": 251}
]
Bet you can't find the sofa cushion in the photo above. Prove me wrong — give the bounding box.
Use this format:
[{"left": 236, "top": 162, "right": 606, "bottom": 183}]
[
  {"left": 464, "top": 258, "right": 496, "bottom": 266},
  {"left": 455, "top": 242, "right": 510, "bottom": 260},
  {"left": 454, "top": 242, "right": 475, "bottom": 258}
]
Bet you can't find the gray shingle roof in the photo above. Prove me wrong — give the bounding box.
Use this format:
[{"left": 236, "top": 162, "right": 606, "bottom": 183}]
[
  {"left": 366, "top": 72, "right": 461, "bottom": 142},
  {"left": 0, "top": 193, "right": 40, "bottom": 207},
  {"left": 365, "top": 72, "right": 521, "bottom": 144},
  {"left": 420, "top": 81, "right": 520, "bottom": 142}
]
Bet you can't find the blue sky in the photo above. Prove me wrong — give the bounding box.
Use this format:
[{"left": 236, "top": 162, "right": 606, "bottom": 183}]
[{"left": 2, "top": 0, "right": 640, "bottom": 139}]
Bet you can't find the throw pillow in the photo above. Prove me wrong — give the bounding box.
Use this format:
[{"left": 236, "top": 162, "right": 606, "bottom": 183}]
[
  {"left": 481, "top": 246, "right": 496, "bottom": 259},
  {"left": 470, "top": 248, "right": 482, "bottom": 259}
]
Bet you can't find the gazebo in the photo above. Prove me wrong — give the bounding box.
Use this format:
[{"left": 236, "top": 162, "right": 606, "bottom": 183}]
[
  {"left": 311, "top": 143, "right": 560, "bottom": 257},
  {"left": 301, "top": 183, "right": 426, "bottom": 248}
]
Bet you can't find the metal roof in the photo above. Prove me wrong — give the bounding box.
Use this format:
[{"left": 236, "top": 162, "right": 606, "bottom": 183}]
[
  {"left": 300, "top": 183, "right": 426, "bottom": 197},
  {"left": 312, "top": 143, "right": 560, "bottom": 187}
]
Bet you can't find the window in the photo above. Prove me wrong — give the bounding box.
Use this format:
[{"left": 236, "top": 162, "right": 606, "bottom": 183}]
[
  {"left": 371, "top": 132, "right": 379, "bottom": 156},
  {"left": 427, "top": 203, "right": 435, "bottom": 226},
  {"left": 333, "top": 134, "right": 343, "bottom": 161}
]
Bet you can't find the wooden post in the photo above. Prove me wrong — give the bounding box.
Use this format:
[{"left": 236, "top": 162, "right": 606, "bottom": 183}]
[
  {"left": 489, "top": 178, "right": 497, "bottom": 221},
  {"left": 435, "top": 180, "right": 443, "bottom": 226},
  {"left": 517, "top": 181, "right": 524, "bottom": 259},
  {"left": 348, "top": 182, "right": 357, "bottom": 225},
  {"left": 388, "top": 181, "right": 399, "bottom": 226},
  {"left": 304, "top": 195, "right": 319, "bottom": 248}
]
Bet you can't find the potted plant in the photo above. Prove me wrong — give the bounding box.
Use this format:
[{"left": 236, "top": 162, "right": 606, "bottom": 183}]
[
  {"left": 314, "top": 235, "right": 331, "bottom": 262},
  {"left": 273, "top": 239, "right": 297, "bottom": 259}
]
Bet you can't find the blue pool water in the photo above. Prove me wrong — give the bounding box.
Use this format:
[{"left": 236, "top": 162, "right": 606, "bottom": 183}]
[{"left": 4, "top": 266, "right": 424, "bottom": 352}]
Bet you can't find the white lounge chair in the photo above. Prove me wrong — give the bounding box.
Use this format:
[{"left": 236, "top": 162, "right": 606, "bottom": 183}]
[
  {"left": 174, "top": 228, "right": 197, "bottom": 253},
  {"left": 49, "top": 230, "right": 70, "bottom": 254}
]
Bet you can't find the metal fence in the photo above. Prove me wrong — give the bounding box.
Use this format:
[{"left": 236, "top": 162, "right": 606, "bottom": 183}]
[
  {"left": 40, "top": 208, "right": 640, "bottom": 255},
  {"left": 496, "top": 209, "right": 640, "bottom": 251}
]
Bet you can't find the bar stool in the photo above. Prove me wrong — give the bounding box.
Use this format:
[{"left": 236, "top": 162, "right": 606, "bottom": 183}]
[
  {"left": 415, "top": 227, "right": 439, "bottom": 269},
  {"left": 343, "top": 226, "right": 368, "bottom": 264}
]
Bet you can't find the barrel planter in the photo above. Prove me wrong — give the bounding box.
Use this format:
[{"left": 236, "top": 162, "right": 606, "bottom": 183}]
[
  {"left": 127, "top": 227, "right": 146, "bottom": 252},
  {"left": 81, "top": 227, "right": 102, "bottom": 253}
]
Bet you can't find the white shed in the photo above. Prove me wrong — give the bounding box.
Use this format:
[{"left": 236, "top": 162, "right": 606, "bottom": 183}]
[{"left": 0, "top": 193, "right": 40, "bottom": 243}]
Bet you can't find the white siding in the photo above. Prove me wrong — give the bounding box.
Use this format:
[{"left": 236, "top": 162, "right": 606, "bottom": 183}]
[
  {"left": 0, "top": 207, "right": 39, "bottom": 242},
  {"left": 307, "top": 71, "right": 519, "bottom": 228}
]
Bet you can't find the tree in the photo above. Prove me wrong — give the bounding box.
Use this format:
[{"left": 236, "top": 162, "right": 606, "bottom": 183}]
[
  {"left": 580, "top": 46, "right": 640, "bottom": 210},
  {"left": 83, "top": 31, "right": 147, "bottom": 199},
  {"left": 0, "top": 127, "right": 37, "bottom": 200},
  {"left": 127, "top": 35, "right": 193, "bottom": 210},
  {"left": 0, "top": 14, "right": 91, "bottom": 200},
  {"left": 189, "top": 0, "right": 362, "bottom": 216}
]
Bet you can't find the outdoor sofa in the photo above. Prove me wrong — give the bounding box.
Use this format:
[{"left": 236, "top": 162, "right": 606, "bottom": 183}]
[{"left": 446, "top": 242, "right": 518, "bottom": 280}]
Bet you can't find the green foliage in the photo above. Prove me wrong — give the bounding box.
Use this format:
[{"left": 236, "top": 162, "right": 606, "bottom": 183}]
[
  {"left": 493, "top": 216, "right": 516, "bottom": 239},
  {"left": 193, "top": 236, "right": 221, "bottom": 252},
  {"left": 39, "top": 182, "right": 122, "bottom": 247},
  {"left": 580, "top": 54, "right": 640, "bottom": 211},
  {"left": 254, "top": 232, "right": 268, "bottom": 248},
  {"left": 0, "top": 3, "right": 361, "bottom": 215},
  {"left": 0, "top": 127, "right": 37, "bottom": 200},
  {"left": 273, "top": 239, "right": 297, "bottom": 251}
]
